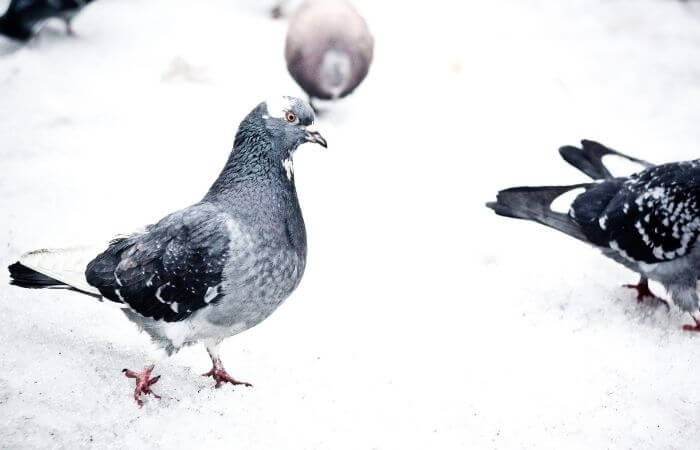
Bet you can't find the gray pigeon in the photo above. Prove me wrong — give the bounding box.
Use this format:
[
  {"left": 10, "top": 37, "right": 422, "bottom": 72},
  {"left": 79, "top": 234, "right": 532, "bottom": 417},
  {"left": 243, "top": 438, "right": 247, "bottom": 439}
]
[
  {"left": 285, "top": 0, "right": 373, "bottom": 109},
  {"left": 8, "top": 96, "right": 327, "bottom": 406},
  {"left": 487, "top": 140, "right": 700, "bottom": 332}
]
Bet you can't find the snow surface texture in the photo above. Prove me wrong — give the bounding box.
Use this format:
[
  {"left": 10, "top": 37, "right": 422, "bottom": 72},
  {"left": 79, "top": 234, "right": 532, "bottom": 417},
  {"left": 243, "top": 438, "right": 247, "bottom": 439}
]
[{"left": 2, "top": 0, "right": 700, "bottom": 448}]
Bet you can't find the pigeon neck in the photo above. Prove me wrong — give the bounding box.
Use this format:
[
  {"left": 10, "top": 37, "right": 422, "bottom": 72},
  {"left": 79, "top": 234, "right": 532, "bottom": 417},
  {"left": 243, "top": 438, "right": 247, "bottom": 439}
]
[{"left": 205, "top": 124, "right": 296, "bottom": 201}]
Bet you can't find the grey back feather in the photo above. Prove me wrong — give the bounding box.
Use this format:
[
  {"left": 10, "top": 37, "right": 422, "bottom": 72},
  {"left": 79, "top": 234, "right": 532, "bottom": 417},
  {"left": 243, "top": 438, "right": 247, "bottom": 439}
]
[{"left": 487, "top": 184, "right": 591, "bottom": 243}]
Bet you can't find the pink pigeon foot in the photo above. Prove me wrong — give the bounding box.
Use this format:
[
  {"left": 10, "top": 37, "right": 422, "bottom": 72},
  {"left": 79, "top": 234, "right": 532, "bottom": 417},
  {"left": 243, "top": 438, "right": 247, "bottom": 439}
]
[
  {"left": 622, "top": 278, "right": 669, "bottom": 309},
  {"left": 203, "top": 359, "right": 253, "bottom": 389},
  {"left": 123, "top": 365, "right": 161, "bottom": 407},
  {"left": 682, "top": 315, "right": 700, "bottom": 333}
]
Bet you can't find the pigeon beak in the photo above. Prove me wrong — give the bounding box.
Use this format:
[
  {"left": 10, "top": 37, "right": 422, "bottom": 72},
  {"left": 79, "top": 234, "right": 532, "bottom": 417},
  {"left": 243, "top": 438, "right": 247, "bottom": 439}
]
[{"left": 304, "top": 128, "right": 327, "bottom": 148}]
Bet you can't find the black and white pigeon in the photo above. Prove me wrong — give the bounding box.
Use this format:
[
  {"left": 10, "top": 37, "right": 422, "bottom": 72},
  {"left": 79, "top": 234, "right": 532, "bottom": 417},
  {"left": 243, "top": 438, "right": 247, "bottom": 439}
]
[
  {"left": 487, "top": 140, "right": 700, "bottom": 332},
  {"left": 0, "top": 0, "right": 94, "bottom": 41},
  {"left": 8, "top": 96, "right": 328, "bottom": 406},
  {"left": 558, "top": 140, "right": 667, "bottom": 305},
  {"left": 285, "top": 0, "right": 373, "bottom": 110}
]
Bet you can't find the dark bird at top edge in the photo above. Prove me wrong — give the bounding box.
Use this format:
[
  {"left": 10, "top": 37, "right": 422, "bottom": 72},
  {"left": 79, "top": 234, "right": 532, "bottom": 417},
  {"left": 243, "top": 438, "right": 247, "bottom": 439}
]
[{"left": 0, "top": 0, "right": 95, "bottom": 41}]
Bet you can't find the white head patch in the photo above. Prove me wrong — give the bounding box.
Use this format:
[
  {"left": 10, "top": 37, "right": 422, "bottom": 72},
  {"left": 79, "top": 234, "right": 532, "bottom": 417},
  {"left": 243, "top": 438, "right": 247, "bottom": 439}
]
[{"left": 264, "top": 96, "right": 294, "bottom": 119}]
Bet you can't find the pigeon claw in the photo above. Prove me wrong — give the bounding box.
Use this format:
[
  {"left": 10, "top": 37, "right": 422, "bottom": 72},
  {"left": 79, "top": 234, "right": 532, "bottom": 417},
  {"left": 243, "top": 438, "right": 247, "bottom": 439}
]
[
  {"left": 123, "top": 365, "right": 161, "bottom": 407},
  {"left": 622, "top": 279, "right": 669, "bottom": 310},
  {"left": 202, "top": 360, "right": 253, "bottom": 389},
  {"left": 682, "top": 314, "right": 700, "bottom": 333}
]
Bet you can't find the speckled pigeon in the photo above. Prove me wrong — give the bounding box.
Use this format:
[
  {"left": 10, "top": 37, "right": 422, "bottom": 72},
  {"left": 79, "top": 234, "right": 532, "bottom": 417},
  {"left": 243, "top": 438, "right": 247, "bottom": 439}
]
[
  {"left": 558, "top": 140, "right": 668, "bottom": 304},
  {"left": 0, "top": 0, "right": 95, "bottom": 41},
  {"left": 285, "top": 0, "right": 373, "bottom": 109},
  {"left": 487, "top": 140, "right": 700, "bottom": 332},
  {"left": 8, "top": 96, "right": 327, "bottom": 406}
]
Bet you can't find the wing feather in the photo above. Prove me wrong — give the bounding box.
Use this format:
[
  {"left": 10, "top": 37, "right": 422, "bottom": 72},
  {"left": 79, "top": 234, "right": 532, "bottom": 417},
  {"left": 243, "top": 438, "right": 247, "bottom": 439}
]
[{"left": 86, "top": 203, "right": 231, "bottom": 322}]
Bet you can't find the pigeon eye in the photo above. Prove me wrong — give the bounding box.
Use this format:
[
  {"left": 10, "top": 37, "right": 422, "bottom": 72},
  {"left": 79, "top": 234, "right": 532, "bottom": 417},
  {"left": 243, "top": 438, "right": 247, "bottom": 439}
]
[{"left": 285, "top": 112, "right": 298, "bottom": 123}]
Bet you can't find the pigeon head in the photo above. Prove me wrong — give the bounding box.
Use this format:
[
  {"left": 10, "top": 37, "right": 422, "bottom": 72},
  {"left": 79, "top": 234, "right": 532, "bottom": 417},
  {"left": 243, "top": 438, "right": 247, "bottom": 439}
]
[
  {"left": 207, "top": 97, "right": 327, "bottom": 194},
  {"left": 260, "top": 96, "right": 327, "bottom": 150}
]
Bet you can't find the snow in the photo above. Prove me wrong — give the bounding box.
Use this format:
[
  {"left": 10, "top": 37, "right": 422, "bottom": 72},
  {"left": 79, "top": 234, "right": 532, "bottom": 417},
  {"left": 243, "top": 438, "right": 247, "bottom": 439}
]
[{"left": 2, "top": 0, "right": 700, "bottom": 448}]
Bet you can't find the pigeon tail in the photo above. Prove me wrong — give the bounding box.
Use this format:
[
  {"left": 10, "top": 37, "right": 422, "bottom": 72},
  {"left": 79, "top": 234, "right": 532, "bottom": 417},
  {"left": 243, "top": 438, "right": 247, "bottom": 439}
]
[
  {"left": 486, "top": 184, "right": 590, "bottom": 242},
  {"left": 8, "top": 262, "right": 67, "bottom": 288},
  {"left": 9, "top": 247, "right": 102, "bottom": 296},
  {"left": 559, "top": 139, "right": 653, "bottom": 180}
]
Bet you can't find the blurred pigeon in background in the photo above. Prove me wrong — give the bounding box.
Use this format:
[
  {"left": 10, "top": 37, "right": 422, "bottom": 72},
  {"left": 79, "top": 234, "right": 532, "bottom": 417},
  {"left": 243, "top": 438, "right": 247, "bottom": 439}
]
[
  {"left": 0, "top": 0, "right": 94, "bottom": 41},
  {"left": 487, "top": 140, "right": 700, "bottom": 332},
  {"left": 285, "top": 0, "right": 373, "bottom": 110},
  {"left": 8, "top": 96, "right": 328, "bottom": 406}
]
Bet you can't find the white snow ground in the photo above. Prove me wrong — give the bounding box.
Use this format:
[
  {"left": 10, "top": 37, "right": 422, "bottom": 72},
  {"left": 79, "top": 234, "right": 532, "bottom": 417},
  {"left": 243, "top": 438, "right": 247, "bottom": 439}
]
[{"left": 2, "top": 0, "right": 700, "bottom": 448}]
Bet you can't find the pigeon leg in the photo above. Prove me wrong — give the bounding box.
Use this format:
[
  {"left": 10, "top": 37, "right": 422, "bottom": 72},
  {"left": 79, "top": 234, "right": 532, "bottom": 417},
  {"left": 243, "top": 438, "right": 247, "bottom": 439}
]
[
  {"left": 203, "top": 344, "right": 253, "bottom": 389},
  {"left": 622, "top": 277, "right": 669, "bottom": 309},
  {"left": 64, "top": 18, "right": 74, "bottom": 36},
  {"left": 122, "top": 365, "right": 161, "bottom": 407}
]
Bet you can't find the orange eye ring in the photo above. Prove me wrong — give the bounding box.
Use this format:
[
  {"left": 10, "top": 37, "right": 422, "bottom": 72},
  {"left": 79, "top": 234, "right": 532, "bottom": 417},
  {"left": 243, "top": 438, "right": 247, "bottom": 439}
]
[{"left": 285, "top": 112, "right": 297, "bottom": 123}]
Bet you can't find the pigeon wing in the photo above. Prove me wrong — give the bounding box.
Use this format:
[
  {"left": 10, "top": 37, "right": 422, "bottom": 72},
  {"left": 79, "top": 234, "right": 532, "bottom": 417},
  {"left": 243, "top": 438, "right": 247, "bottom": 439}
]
[
  {"left": 86, "top": 203, "right": 231, "bottom": 322},
  {"left": 572, "top": 161, "right": 700, "bottom": 264}
]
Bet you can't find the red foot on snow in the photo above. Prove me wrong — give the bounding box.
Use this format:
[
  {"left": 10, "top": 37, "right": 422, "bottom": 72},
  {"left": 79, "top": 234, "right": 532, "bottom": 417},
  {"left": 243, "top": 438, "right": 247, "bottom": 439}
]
[
  {"left": 622, "top": 279, "right": 669, "bottom": 310},
  {"left": 682, "top": 316, "right": 700, "bottom": 333},
  {"left": 123, "top": 365, "right": 161, "bottom": 407},
  {"left": 203, "top": 360, "right": 253, "bottom": 389}
]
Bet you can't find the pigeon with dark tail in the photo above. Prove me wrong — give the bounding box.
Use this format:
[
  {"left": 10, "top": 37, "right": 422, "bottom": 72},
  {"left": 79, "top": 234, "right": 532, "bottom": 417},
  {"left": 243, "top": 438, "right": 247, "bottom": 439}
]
[
  {"left": 559, "top": 140, "right": 667, "bottom": 306},
  {"left": 8, "top": 97, "right": 328, "bottom": 406},
  {"left": 487, "top": 140, "right": 700, "bottom": 332}
]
